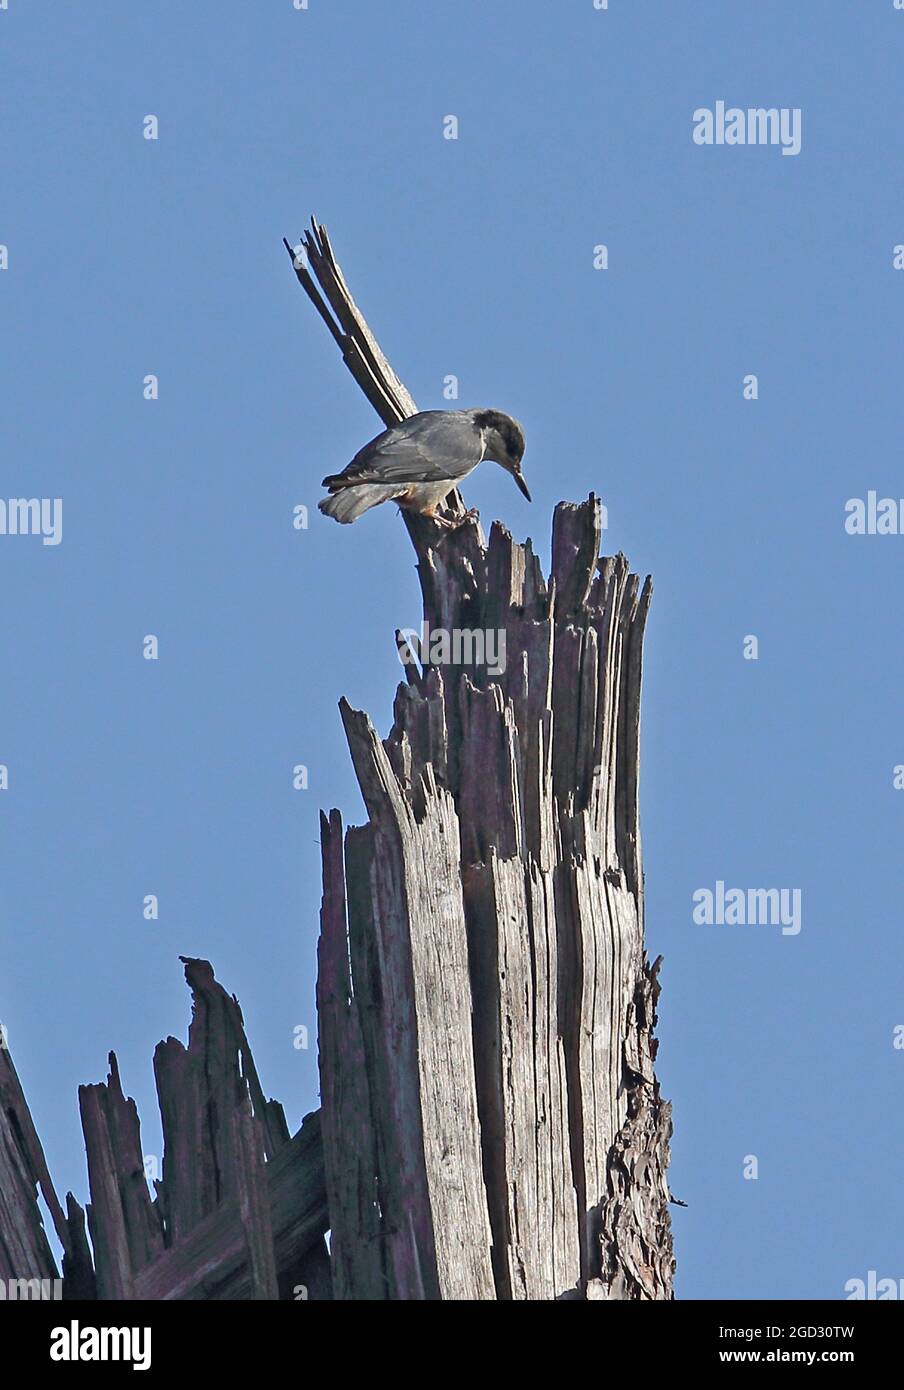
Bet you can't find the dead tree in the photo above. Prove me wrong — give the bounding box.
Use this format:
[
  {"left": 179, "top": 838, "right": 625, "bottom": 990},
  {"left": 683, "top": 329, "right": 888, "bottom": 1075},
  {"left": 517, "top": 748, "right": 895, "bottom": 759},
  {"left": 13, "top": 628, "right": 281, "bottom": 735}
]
[
  {"left": 0, "top": 959, "right": 329, "bottom": 1300},
  {"left": 287, "top": 220, "right": 675, "bottom": 1299},
  {"left": 0, "top": 224, "right": 674, "bottom": 1304}
]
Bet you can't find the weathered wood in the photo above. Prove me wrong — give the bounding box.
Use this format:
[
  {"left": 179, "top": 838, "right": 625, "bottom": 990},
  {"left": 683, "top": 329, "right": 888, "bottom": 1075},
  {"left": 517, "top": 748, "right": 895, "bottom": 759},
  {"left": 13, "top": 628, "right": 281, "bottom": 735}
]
[
  {"left": 4, "top": 957, "right": 326, "bottom": 1303},
  {"left": 329, "top": 705, "right": 496, "bottom": 1301},
  {"left": 280, "top": 1234, "right": 333, "bottom": 1302},
  {"left": 152, "top": 956, "right": 286, "bottom": 1246},
  {"left": 284, "top": 218, "right": 417, "bottom": 429},
  {"left": 0, "top": 1041, "right": 65, "bottom": 1285},
  {"left": 132, "top": 1113, "right": 328, "bottom": 1300},
  {"left": 317, "top": 494, "right": 674, "bottom": 1300},
  {"left": 61, "top": 1192, "right": 96, "bottom": 1300},
  {"left": 69, "top": 959, "right": 329, "bottom": 1300},
  {"left": 233, "top": 1097, "right": 282, "bottom": 1301},
  {"left": 0, "top": 1036, "right": 96, "bottom": 1298},
  {"left": 79, "top": 1052, "right": 165, "bottom": 1299},
  {"left": 284, "top": 217, "right": 465, "bottom": 543},
  {"left": 317, "top": 808, "right": 386, "bottom": 1300},
  {"left": 591, "top": 954, "right": 674, "bottom": 1299}
]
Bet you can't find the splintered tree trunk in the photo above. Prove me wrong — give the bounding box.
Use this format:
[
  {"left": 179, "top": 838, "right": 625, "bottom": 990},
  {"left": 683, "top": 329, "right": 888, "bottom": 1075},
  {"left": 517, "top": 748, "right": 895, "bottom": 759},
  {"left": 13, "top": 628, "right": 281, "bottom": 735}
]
[
  {"left": 317, "top": 499, "right": 674, "bottom": 1301},
  {"left": 287, "top": 218, "right": 674, "bottom": 1300}
]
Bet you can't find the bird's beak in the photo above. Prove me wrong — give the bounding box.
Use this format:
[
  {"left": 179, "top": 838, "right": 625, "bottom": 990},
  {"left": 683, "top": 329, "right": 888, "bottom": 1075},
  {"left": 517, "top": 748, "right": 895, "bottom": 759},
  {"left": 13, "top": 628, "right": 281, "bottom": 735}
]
[{"left": 513, "top": 469, "right": 531, "bottom": 502}]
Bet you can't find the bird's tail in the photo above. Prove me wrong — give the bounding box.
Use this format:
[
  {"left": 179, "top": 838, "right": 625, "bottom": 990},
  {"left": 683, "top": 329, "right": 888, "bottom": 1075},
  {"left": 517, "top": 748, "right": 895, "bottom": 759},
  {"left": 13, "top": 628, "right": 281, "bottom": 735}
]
[{"left": 318, "top": 482, "right": 408, "bottom": 525}]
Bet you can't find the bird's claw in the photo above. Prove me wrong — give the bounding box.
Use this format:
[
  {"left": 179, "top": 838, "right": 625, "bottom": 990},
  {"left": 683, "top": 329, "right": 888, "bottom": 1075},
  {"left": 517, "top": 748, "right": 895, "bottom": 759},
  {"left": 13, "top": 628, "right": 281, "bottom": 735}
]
[
  {"left": 439, "top": 506, "right": 479, "bottom": 530},
  {"left": 426, "top": 506, "right": 479, "bottom": 531}
]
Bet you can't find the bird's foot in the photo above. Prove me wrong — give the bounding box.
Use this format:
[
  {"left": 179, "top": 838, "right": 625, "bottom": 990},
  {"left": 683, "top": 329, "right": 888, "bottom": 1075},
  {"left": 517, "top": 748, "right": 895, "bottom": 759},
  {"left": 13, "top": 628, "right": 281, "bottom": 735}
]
[
  {"left": 434, "top": 506, "right": 479, "bottom": 530},
  {"left": 420, "top": 505, "right": 479, "bottom": 532}
]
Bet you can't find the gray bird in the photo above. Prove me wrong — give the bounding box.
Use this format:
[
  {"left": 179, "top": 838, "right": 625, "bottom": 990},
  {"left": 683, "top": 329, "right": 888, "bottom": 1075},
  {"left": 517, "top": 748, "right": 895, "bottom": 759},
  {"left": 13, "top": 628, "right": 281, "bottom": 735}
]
[{"left": 319, "top": 408, "right": 529, "bottom": 526}]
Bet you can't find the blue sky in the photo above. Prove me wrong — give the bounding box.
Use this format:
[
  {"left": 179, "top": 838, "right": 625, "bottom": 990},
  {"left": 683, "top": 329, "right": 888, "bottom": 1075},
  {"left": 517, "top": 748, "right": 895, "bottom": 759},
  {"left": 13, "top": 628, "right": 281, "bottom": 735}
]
[{"left": 1, "top": 0, "right": 902, "bottom": 1300}]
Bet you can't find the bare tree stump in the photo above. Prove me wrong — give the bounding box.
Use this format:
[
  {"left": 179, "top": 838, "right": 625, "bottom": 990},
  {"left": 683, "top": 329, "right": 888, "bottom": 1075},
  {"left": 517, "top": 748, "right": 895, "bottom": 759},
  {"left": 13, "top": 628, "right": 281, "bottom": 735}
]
[{"left": 317, "top": 497, "right": 674, "bottom": 1300}]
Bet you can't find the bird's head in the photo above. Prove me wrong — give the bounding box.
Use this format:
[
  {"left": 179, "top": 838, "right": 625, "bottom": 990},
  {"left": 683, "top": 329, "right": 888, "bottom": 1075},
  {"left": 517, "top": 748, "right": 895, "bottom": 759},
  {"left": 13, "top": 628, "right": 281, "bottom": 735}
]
[{"left": 473, "top": 409, "right": 531, "bottom": 501}]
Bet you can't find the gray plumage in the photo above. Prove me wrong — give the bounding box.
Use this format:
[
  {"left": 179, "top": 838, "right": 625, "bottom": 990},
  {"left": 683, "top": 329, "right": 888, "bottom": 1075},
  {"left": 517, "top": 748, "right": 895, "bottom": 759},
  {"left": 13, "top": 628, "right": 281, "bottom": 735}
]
[{"left": 319, "top": 408, "right": 529, "bottom": 525}]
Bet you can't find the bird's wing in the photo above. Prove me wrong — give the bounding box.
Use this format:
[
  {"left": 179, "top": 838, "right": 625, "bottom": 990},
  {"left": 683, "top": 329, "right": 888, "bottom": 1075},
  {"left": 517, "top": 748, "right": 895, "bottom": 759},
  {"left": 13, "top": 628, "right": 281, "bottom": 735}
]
[{"left": 325, "top": 411, "right": 483, "bottom": 487}]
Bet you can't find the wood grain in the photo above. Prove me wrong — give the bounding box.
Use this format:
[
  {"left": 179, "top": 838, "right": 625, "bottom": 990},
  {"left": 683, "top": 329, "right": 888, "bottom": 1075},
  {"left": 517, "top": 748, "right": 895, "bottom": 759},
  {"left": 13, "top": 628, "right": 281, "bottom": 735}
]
[{"left": 318, "top": 494, "right": 674, "bottom": 1299}]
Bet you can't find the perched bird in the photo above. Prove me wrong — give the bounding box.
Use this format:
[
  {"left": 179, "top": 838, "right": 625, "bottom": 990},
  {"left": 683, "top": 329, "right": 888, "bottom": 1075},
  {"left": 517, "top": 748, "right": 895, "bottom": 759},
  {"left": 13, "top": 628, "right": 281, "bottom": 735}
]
[{"left": 318, "top": 407, "right": 529, "bottom": 526}]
